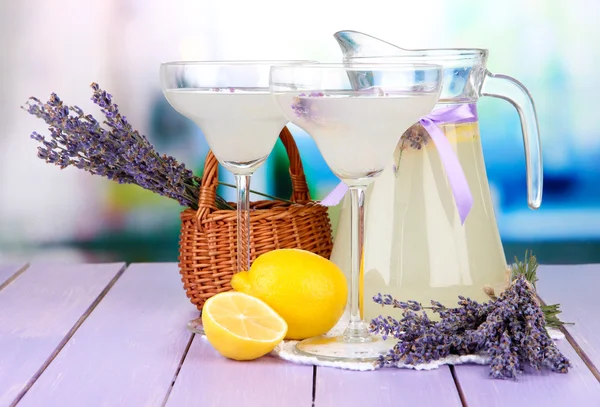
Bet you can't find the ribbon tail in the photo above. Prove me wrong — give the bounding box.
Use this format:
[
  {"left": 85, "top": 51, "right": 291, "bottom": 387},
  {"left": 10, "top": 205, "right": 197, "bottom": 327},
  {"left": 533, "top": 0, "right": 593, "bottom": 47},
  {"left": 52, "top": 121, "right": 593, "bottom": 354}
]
[
  {"left": 420, "top": 118, "right": 474, "bottom": 224},
  {"left": 320, "top": 181, "right": 348, "bottom": 206}
]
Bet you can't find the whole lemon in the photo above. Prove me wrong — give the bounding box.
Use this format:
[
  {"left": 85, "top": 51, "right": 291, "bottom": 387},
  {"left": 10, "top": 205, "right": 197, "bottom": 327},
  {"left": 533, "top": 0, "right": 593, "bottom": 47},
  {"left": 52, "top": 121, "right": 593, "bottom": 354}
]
[{"left": 231, "top": 249, "right": 347, "bottom": 340}]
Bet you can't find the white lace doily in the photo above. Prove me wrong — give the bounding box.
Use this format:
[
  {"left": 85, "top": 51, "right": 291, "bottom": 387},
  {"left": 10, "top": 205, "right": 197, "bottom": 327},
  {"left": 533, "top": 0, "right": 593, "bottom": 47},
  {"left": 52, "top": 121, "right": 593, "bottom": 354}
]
[{"left": 197, "top": 310, "right": 564, "bottom": 371}]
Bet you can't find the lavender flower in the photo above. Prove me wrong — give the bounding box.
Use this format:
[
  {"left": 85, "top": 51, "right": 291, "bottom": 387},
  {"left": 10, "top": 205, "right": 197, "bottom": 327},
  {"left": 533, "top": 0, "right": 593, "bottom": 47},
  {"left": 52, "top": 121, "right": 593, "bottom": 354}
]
[
  {"left": 290, "top": 92, "right": 324, "bottom": 121},
  {"left": 400, "top": 124, "right": 430, "bottom": 150},
  {"left": 23, "top": 83, "right": 231, "bottom": 210},
  {"left": 209, "top": 87, "right": 236, "bottom": 93},
  {"left": 371, "top": 276, "right": 571, "bottom": 380},
  {"left": 486, "top": 251, "right": 568, "bottom": 329}
]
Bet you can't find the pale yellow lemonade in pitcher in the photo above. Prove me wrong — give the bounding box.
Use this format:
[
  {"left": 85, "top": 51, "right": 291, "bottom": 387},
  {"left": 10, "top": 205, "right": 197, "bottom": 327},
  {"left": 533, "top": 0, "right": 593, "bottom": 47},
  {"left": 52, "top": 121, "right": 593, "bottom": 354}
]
[{"left": 333, "top": 121, "right": 510, "bottom": 321}]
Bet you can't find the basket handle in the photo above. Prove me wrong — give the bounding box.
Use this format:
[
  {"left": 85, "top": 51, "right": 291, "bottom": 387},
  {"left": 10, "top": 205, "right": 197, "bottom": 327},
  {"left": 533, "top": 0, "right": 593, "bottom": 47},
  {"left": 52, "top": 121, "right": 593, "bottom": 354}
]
[
  {"left": 195, "top": 126, "right": 311, "bottom": 228},
  {"left": 280, "top": 126, "right": 311, "bottom": 203}
]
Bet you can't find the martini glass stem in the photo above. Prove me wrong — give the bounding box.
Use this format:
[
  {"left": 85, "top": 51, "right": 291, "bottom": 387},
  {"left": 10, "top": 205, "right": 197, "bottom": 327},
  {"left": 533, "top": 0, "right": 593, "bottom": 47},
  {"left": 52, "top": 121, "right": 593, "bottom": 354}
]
[
  {"left": 343, "top": 184, "right": 371, "bottom": 342},
  {"left": 235, "top": 174, "right": 252, "bottom": 272}
]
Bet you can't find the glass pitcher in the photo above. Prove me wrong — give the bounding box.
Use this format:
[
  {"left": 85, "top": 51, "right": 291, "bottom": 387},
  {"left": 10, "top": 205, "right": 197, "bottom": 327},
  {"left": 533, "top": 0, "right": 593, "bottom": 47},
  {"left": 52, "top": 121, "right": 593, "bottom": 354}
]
[{"left": 328, "top": 31, "right": 542, "bottom": 320}]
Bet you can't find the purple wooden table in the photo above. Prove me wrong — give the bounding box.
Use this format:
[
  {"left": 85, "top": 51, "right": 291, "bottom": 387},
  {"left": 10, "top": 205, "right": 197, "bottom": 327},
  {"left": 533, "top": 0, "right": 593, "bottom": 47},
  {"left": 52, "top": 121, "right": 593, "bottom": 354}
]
[{"left": 0, "top": 263, "right": 599, "bottom": 407}]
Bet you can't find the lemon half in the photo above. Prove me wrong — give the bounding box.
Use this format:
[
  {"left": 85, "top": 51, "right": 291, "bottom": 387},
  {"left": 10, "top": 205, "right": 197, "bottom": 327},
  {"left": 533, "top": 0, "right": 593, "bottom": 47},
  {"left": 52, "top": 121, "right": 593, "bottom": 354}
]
[{"left": 202, "top": 291, "right": 288, "bottom": 361}]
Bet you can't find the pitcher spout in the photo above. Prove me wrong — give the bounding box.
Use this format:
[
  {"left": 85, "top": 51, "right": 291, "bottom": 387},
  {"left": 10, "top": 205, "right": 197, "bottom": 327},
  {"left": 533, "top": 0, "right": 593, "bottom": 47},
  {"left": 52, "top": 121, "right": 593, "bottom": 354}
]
[{"left": 334, "top": 30, "right": 409, "bottom": 59}]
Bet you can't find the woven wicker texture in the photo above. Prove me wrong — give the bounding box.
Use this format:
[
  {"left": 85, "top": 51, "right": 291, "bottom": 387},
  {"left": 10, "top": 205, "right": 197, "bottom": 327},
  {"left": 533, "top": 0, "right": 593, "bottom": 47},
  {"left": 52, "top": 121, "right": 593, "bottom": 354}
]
[{"left": 178, "top": 126, "right": 334, "bottom": 311}]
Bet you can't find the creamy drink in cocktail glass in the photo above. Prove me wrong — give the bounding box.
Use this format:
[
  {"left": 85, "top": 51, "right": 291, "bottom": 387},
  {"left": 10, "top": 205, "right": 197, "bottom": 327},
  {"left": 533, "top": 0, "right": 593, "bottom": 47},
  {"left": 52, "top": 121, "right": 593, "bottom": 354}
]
[
  {"left": 160, "top": 60, "right": 310, "bottom": 334},
  {"left": 270, "top": 62, "right": 443, "bottom": 362}
]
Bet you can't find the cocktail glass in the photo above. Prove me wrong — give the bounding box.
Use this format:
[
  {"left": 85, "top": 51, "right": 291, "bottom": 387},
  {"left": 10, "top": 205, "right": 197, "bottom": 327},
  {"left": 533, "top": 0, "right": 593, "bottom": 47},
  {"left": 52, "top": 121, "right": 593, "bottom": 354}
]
[
  {"left": 270, "top": 62, "right": 443, "bottom": 362},
  {"left": 160, "top": 60, "right": 310, "bottom": 333}
]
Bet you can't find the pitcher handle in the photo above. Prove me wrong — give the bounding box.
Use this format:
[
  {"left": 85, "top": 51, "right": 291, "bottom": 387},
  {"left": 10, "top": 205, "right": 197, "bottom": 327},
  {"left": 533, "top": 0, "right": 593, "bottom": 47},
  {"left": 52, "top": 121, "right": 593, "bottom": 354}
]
[{"left": 480, "top": 72, "right": 543, "bottom": 209}]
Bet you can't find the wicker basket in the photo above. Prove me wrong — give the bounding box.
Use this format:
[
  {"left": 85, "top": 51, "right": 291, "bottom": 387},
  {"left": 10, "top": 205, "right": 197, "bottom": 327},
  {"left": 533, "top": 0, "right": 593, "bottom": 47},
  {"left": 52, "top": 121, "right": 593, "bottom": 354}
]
[{"left": 178, "top": 127, "right": 333, "bottom": 311}]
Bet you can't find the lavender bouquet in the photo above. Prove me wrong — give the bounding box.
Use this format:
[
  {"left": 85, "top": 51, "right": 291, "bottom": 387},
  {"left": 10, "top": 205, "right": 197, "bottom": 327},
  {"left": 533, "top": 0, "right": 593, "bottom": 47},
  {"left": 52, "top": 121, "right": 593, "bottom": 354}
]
[
  {"left": 23, "top": 83, "right": 240, "bottom": 211},
  {"left": 370, "top": 254, "right": 571, "bottom": 380}
]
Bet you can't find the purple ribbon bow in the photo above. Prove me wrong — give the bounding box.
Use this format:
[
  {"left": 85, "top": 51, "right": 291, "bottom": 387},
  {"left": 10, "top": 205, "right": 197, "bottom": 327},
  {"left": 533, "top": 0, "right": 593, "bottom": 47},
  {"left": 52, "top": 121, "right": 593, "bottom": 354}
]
[{"left": 320, "top": 103, "right": 477, "bottom": 224}]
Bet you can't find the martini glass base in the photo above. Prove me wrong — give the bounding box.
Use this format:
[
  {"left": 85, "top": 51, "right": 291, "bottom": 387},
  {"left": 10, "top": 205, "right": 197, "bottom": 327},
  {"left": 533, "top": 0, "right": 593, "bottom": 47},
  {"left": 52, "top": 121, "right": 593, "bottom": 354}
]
[
  {"left": 187, "top": 317, "right": 205, "bottom": 335},
  {"left": 294, "top": 334, "right": 390, "bottom": 363}
]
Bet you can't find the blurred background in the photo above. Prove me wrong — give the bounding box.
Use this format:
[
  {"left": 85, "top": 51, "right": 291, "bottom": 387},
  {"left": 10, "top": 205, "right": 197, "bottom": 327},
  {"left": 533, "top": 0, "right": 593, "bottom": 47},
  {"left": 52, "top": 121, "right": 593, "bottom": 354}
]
[{"left": 0, "top": 0, "right": 598, "bottom": 264}]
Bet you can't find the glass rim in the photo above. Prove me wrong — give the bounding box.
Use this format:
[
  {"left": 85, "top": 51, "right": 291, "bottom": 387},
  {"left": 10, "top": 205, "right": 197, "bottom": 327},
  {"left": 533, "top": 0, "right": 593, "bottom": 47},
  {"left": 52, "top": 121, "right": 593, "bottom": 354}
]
[
  {"left": 270, "top": 62, "right": 443, "bottom": 70},
  {"left": 160, "top": 60, "right": 315, "bottom": 67},
  {"left": 347, "top": 50, "right": 487, "bottom": 62}
]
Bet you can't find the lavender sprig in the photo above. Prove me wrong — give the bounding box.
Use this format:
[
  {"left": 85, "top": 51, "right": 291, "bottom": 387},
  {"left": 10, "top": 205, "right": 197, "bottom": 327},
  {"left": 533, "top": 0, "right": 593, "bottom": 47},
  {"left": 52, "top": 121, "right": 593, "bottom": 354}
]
[
  {"left": 371, "top": 276, "right": 571, "bottom": 380},
  {"left": 400, "top": 124, "right": 430, "bottom": 150},
  {"left": 23, "top": 83, "right": 234, "bottom": 210},
  {"left": 291, "top": 92, "right": 324, "bottom": 121}
]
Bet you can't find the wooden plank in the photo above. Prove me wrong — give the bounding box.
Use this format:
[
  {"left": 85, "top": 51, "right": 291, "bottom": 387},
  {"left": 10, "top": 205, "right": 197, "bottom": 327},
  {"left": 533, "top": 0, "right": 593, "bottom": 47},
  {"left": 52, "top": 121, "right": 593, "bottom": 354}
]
[
  {"left": 165, "top": 336, "right": 314, "bottom": 407},
  {"left": 454, "top": 340, "right": 600, "bottom": 406},
  {"left": 0, "top": 263, "right": 124, "bottom": 407},
  {"left": 315, "top": 366, "right": 463, "bottom": 407},
  {"left": 17, "top": 263, "right": 198, "bottom": 407},
  {"left": 537, "top": 264, "right": 600, "bottom": 372},
  {"left": 0, "top": 264, "right": 28, "bottom": 290}
]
